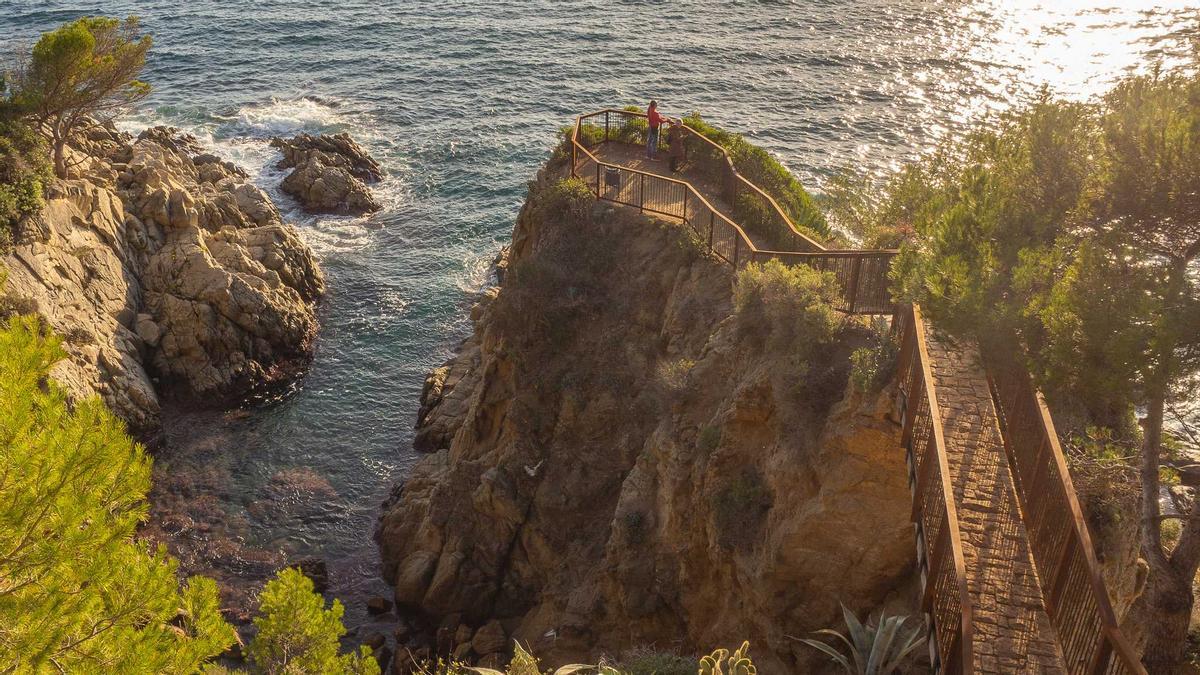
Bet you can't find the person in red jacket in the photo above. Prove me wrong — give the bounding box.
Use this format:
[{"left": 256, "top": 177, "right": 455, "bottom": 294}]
[{"left": 646, "top": 100, "right": 665, "bottom": 159}]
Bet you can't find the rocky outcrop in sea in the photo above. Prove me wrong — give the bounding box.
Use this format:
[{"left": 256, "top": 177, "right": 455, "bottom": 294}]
[
  {"left": 270, "top": 132, "right": 383, "bottom": 215},
  {"left": 1, "top": 124, "right": 326, "bottom": 432},
  {"left": 374, "top": 159, "right": 918, "bottom": 672}
]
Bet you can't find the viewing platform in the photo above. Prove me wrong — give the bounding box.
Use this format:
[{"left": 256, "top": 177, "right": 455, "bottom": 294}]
[{"left": 569, "top": 108, "right": 896, "bottom": 315}]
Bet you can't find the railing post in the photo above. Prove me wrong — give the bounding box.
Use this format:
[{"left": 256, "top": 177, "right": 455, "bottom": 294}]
[
  {"left": 846, "top": 256, "right": 863, "bottom": 314},
  {"left": 1047, "top": 528, "right": 1077, "bottom": 613},
  {"left": 682, "top": 188, "right": 688, "bottom": 225},
  {"left": 639, "top": 173, "right": 645, "bottom": 213},
  {"left": 733, "top": 237, "right": 739, "bottom": 267},
  {"left": 922, "top": 518, "right": 950, "bottom": 612},
  {"left": 595, "top": 162, "right": 601, "bottom": 198},
  {"left": 1088, "top": 634, "right": 1113, "bottom": 675},
  {"left": 605, "top": 111, "right": 610, "bottom": 142}
]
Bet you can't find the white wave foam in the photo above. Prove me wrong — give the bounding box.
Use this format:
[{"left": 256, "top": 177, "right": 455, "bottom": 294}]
[
  {"left": 454, "top": 249, "right": 499, "bottom": 296},
  {"left": 115, "top": 96, "right": 408, "bottom": 257}
]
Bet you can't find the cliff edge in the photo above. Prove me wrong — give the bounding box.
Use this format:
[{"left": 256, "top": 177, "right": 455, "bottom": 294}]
[
  {"left": 376, "top": 158, "right": 919, "bottom": 671},
  {"left": 1, "top": 124, "right": 324, "bottom": 432}
]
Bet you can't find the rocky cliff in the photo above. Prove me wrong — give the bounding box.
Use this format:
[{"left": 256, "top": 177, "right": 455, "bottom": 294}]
[
  {"left": 1, "top": 124, "right": 324, "bottom": 432},
  {"left": 376, "top": 161, "right": 919, "bottom": 671}
]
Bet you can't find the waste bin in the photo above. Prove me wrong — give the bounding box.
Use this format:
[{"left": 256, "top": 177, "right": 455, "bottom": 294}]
[{"left": 604, "top": 166, "right": 620, "bottom": 189}]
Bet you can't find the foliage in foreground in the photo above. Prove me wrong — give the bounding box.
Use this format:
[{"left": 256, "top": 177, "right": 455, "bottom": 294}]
[
  {"left": 792, "top": 605, "right": 925, "bottom": 675},
  {"left": 0, "top": 308, "right": 386, "bottom": 672},
  {"left": 410, "top": 642, "right": 755, "bottom": 675},
  {"left": 0, "top": 314, "right": 237, "bottom": 671}
]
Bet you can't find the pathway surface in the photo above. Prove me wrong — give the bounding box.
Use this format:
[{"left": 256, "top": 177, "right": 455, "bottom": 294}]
[
  {"left": 924, "top": 325, "right": 1067, "bottom": 673},
  {"left": 591, "top": 143, "right": 776, "bottom": 252}
]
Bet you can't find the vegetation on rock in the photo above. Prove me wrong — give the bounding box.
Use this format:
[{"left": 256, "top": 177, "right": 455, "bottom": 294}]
[
  {"left": 0, "top": 313, "right": 236, "bottom": 671},
  {"left": 0, "top": 118, "right": 51, "bottom": 251},
  {"left": 405, "top": 642, "right": 755, "bottom": 675},
  {"left": 2, "top": 15, "right": 152, "bottom": 177},
  {"left": 0, "top": 293, "right": 378, "bottom": 672},
  {"left": 792, "top": 605, "right": 925, "bottom": 675},
  {"left": 248, "top": 567, "right": 379, "bottom": 675},
  {"left": 682, "top": 112, "right": 829, "bottom": 242},
  {"left": 734, "top": 259, "right": 842, "bottom": 365}
]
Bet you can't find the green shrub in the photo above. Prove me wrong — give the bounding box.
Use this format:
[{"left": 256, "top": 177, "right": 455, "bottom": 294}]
[
  {"left": 713, "top": 469, "right": 773, "bottom": 551},
  {"left": 621, "top": 648, "right": 695, "bottom": 675},
  {"left": 0, "top": 119, "right": 52, "bottom": 251},
  {"left": 683, "top": 113, "right": 828, "bottom": 240},
  {"left": 697, "top": 425, "right": 722, "bottom": 453},
  {"left": 792, "top": 604, "right": 925, "bottom": 675},
  {"left": 534, "top": 177, "right": 594, "bottom": 228},
  {"left": 249, "top": 567, "right": 380, "bottom": 674},
  {"left": 623, "top": 511, "right": 647, "bottom": 545},
  {"left": 656, "top": 357, "right": 695, "bottom": 393},
  {"left": 734, "top": 259, "right": 842, "bottom": 364},
  {"left": 699, "top": 641, "right": 757, "bottom": 675},
  {"left": 849, "top": 318, "right": 898, "bottom": 392}
]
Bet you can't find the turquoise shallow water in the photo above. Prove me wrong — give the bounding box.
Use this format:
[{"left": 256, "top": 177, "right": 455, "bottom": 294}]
[{"left": 2, "top": 0, "right": 1196, "bottom": 634}]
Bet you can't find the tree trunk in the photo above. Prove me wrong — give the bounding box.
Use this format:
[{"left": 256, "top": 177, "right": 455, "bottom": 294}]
[
  {"left": 52, "top": 135, "right": 68, "bottom": 179},
  {"left": 1135, "top": 560, "right": 1195, "bottom": 673},
  {"left": 1140, "top": 394, "right": 1165, "bottom": 556}
]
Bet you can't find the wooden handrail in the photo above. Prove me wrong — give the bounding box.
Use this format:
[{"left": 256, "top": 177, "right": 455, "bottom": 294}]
[
  {"left": 984, "top": 343, "right": 1145, "bottom": 675},
  {"left": 570, "top": 109, "right": 897, "bottom": 313},
  {"left": 895, "top": 304, "right": 975, "bottom": 673}
]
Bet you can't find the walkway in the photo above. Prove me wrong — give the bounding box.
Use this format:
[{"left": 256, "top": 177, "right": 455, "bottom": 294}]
[
  {"left": 924, "top": 327, "right": 1066, "bottom": 673},
  {"left": 571, "top": 109, "right": 1145, "bottom": 674}
]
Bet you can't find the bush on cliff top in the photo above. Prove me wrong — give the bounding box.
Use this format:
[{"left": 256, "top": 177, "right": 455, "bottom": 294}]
[
  {"left": 734, "top": 259, "right": 842, "bottom": 362},
  {"left": 683, "top": 112, "right": 829, "bottom": 240}
]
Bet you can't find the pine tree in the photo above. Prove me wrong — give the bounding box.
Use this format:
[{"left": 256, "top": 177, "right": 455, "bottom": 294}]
[
  {"left": 0, "top": 314, "right": 236, "bottom": 671},
  {"left": 248, "top": 567, "right": 379, "bottom": 675}
]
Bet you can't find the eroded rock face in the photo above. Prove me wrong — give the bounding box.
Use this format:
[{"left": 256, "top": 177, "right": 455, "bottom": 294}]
[
  {"left": 2, "top": 124, "right": 325, "bottom": 431},
  {"left": 375, "top": 166, "right": 917, "bottom": 671},
  {"left": 270, "top": 132, "right": 382, "bottom": 215}
]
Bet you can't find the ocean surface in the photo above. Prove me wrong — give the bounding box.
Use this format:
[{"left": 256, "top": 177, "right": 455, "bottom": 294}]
[{"left": 3, "top": 0, "right": 1197, "bottom": 638}]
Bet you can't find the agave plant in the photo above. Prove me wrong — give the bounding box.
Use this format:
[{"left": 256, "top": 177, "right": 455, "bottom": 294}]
[
  {"left": 467, "top": 642, "right": 622, "bottom": 675},
  {"left": 699, "top": 641, "right": 756, "bottom": 675},
  {"left": 791, "top": 604, "right": 926, "bottom": 675}
]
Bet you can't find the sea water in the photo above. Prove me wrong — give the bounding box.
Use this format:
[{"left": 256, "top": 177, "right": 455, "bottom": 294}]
[{"left": 2, "top": 0, "right": 1195, "bottom": 635}]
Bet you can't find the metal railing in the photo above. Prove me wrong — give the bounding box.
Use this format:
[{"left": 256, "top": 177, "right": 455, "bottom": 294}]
[
  {"left": 570, "top": 109, "right": 896, "bottom": 314},
  {"left": 985, "top": 343, "right": 1146, "bottom": 675},
  {"left": 893, "top": 304, "right": 975, "bottom": 674}
]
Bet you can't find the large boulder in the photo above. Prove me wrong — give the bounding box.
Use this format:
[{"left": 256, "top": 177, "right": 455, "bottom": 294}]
[
  {"left": 270, "top": 133, "right": 382, "bottom": 215},
  {"left": 2, "top": 125, "right": 325, "bottom": 429}
]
